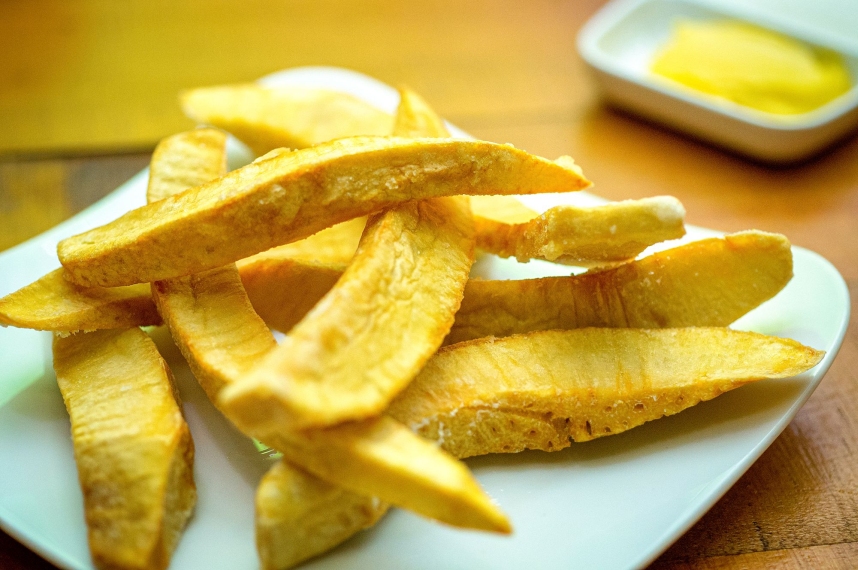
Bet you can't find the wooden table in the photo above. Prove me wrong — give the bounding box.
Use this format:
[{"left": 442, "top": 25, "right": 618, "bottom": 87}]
[{"left": 2, "top": 1, "right": 856, "bottom": 568}]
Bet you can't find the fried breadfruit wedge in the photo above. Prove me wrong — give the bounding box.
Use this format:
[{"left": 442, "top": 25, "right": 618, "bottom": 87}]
[
  {"left": 181, "top": 83, "right": 683, "bottom": 266},
  {"left": 238, "top": 257, "right": 346, "bottom": 334},
  {"left": 239, "top": 216, "right": 367, "bottom": 266},
  {"left": 256, "top": 460, "right": 389, "bottom": 570},
  {"left": 146, "top": 128, "right": 228, "bottom": 204},
  {"left": 154, "top": 265, "right": 509, "bottom": 534},
  {"left": 0, "top": 128, "right": 224, "bottom": 333},
  {"left": 475, "top": 196, "right": 686, "bottom": 265},
  {"left": 446, "top": 230, "right": 793, "bottom": 344},
  {"left": 245, "top": 230, "right": 791, "bottom": 339},
  {"left": 53, "top": 328, "right": 195, "bottom": 570},
  {"left": 180, "top": 84, "right": 394, "bottom": 155},
  {"left": 469, "top": 195, "right": 539, "bottom": 224},
  {"left": 220, "top": 86, "right": 476, "bottom": 429},
  {"left": 0, "top": 269, "right": 158, "bottom": 332},
  {"left": 1, "top": 230, "right": 790, "bottom": 338},
  {"left": 388, "top": 328, "right": 824, "bottom": 459},
  {"left": 181, "top": 83, "right": 535, "bottom": 245},
  {"left": 58, "top": 136, "right": 590, "bottom": 288},
  {"left": 0, "top": 216, "right": 360, "bottom": 335},
  {"left": 145, "top": 128, "right": 395, "bottom": 564},
  {"left": 147, "top": 131, "right": 509, "bottom": 534}
]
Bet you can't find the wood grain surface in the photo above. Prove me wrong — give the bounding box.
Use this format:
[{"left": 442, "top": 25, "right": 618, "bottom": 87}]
[{"left": 1, "top": 1, "right": 856, "bottom": 568}]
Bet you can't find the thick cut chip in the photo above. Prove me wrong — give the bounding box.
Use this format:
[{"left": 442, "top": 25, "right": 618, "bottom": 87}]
[
  {"left": 239, "top": 258, "right": 346, "bottom": 335},
  {"left": 261, "top": 415, "right": 509, "bottom": 534},
  {"left": 182, "top": 84, "right": 544, "bottom": 235},
  {"left": 2, "top": 231, "right": 790, "bottom": 337},
  {"left": 235, "top": 218, "right": 366, "bottom": 334},
  {"left": 446, "top": 230, "right": 793, "bottom": 344},
  {"left": 0, "top": 269, "right": 158, "bottom": 332},
  {"left": 221, "top": 87, "right": 476, "bottom": 429},
  {"left": 390, "top": 89, "right": 555, "bottom": 259},
  {"left": 240, "top": 217, "right": 366, "bottom": 266},
  {"left": 256, "top": 460, "right": 389, "bottom": 570},
  {"left": 388, "top": 328, "right": 824, "bottom": 459},
  {"left": 469, "top": 195, "right": 539, "bottom": 224},
  {"left": 146, "top": 128, "right": 228, "bottom": 203},
  {"left": 182, "top": 83, "right": 681, "bottom": 266},
  {"left": 153, "top": 265, "right": 509, "bottom": 534},
  {"left": 226, "top": 210, "right": 469, "bottom": 419},
  {"left": 393, "top": 86, "right": 451, "bottom": 138},
  {"left": 180, "top": 84, "right": 394, "bottom": 155},
  {"left": 154, "top": 266, "right": 273, "bottom": 396},
  {"left": 475, "top": 196, "right": 686, "bottom": 265},
  {"left": 53, "top": 328, "right": 195, "bottom": 570},
  {"left": 147, "top": 132, "right": 509, "bottom": 534},
  {"left": 58, "top": 136, "right": 590, "bottom": 288}
]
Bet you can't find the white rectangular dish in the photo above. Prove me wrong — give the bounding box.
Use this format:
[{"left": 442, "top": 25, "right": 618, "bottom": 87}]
[
  {"left": 577, "top": 0, "right": 858, "bottom": 163},
  {"left": 0, "top": 67, "right": 850, "bottom": 569}
]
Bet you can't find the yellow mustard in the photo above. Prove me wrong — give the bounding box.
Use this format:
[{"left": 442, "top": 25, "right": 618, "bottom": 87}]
[{"left": 650, "top": 19, "right": 852, "bottom": 114}]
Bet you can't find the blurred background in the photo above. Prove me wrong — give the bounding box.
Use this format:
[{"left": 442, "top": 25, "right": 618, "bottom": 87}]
[
  {"left": 1, "top": 1, "right": 857, "bottom": 568},
  {"left": 2, "top": 0, "right": 857, "bottom": 254}
]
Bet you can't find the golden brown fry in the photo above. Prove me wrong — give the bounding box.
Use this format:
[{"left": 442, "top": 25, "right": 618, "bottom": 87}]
[
  {"left": 0, "top": 269, "right": 158, "bottom": 332},
  {"left": 239, "top": 258, "right": 345, "bottom": 335},
  {"left": 393, "top": 85, "right": 451, "bottom": 137},
  {"left": 224, "top": 218, "right": 366, "bottom": 334},
  {"left": 256, "top": 460, "right": 389, "bottom": 570},
  {"left": 0, "top": 215, "right": 360, "bottom": 335},
  {"left": 391, "top": 88, "right": 556, "bottom": 259},
  {"left": 180, "top": 84, "right": 394, "bottom": 155},
  {"left": 239, "top": 216, "right": 366, "bottom": 267},
  {"left": 153, "top": 265, "right": 509, "bottom": 534},
  {"left": 182, "top": 84, "right": 684, "bottom": 267},
  {"left": 221, "top": 87, "right": 476, "bottom": 429},
  {"left": 264, "top": 415, "right": 509, "bottom": 534},
  {"left": 53, "top": 329, "right": 195, "bottom": 570},
  {"left": 226, "top": 210, "right": 470, "bottom": 419},
  {"left": 389, "top": 328, "right": 824, "bottom": 458},
  {"left": 58, "top": 136, "right": 590, "bottom": 288},
  {"left": 475, "top": 196, "right": 686, "bottom": 265},
  {"left": 183, "top": 84, "right": 544, "bottom": 238},
  {"left": 146, "top": 131, "right": 509, "bottom": 534},
  {"left": 146, "top": 128, "right": 228, "bottom": 203},
  {"left": 390, "top": 87, "right": 683, "bottom": 266},
  {"left": 3, "top": 230, "right": 790, "bottom": 339},
  {"left": 469, "top": 195, "right": 539, "bottom": 224},
  {"left": 446, "top": 230, "right": 793, "bottom": 344}
]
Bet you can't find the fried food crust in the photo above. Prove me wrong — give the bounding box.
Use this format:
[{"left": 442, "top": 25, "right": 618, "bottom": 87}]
[
  {"left": 256, "top": 460, "right": 389, "bottom": 570},
  {"left": 389, "top": 328, "right": 824, "bottom": 458},
  {"left": 181, "top": 84, "right": 394, "bottom": 155},
  {"left": 146, "top": 128, "right": 228, "bottom": 204},
  {"left": 446, "top": 230, "right": 793, "bottom": 344},
  {"left": 0, "top": 269, "right": 158, "bottom": 332},
  {"left": 146, "top": 131, "right": 509, "bottom": 534},
  {"left": 58, "top": 136, "right": 589, "bottom": 288},
  {"left": 475, "top": 196, "right": 686, "bottom": 265},
  {"left": 53, "top": 329, "right": 195, "bottom": 570},
  {"left": 221, "top": 87, "right": 476, "bottom": 429}
]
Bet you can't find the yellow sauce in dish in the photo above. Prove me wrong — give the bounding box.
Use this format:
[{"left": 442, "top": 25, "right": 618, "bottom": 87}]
[{"left": 650, "top": 19, "right": 852, "bottom": 115}]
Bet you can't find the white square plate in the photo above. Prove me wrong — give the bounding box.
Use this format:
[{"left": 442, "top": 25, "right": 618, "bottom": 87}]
[
  {"left": 578, "top": 0, "right": 858, "bottom": 163},
  {"left": 0, "top": 67, "right": 850, "bottom": 569}
]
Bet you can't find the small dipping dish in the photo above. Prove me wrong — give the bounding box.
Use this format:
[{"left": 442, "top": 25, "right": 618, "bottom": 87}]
[{"left": 577, "top": 0, "right": 858, "bottom": 163}]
